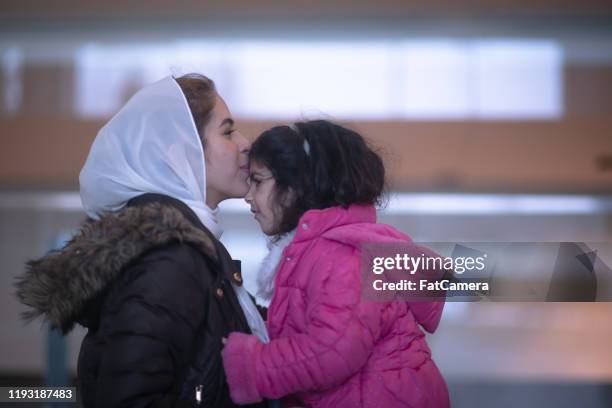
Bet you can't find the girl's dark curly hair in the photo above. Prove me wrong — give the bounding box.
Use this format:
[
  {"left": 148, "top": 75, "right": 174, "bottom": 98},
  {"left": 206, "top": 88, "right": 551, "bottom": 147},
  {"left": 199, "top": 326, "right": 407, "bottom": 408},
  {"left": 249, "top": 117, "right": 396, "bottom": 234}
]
[{"left": 249, "top": 119, "right": 387, "bottom": 235}]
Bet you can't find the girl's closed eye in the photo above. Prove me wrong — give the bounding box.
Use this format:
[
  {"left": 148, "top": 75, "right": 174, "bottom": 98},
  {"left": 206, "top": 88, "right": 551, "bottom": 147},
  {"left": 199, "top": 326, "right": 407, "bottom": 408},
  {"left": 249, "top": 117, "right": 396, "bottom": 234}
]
[{"left": 248, "top": 174, "right": 261, "bottom": 186}]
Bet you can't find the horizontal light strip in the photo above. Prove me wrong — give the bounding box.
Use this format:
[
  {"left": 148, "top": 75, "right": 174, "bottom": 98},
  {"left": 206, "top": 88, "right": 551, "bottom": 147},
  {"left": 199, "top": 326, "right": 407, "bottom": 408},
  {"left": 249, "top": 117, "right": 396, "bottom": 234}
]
[
  {"left": 0, "top": 192, "right": 83, "bottom": 211},
  {"left": 0, "top": 192, "right": 609, "bottom": 215},
  {"left": 382, "top": 193, "right": 607, "bottom": 215}
]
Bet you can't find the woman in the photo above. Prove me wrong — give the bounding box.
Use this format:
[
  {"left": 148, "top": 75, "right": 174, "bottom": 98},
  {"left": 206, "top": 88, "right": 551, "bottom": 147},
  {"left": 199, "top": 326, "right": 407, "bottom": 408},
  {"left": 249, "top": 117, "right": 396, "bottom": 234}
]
[
  {"left": 222, "top": 120, "right": 450, "bottom": 407},
  {"left": 16, "top": 74, "right": 268, "bottom": 407}
]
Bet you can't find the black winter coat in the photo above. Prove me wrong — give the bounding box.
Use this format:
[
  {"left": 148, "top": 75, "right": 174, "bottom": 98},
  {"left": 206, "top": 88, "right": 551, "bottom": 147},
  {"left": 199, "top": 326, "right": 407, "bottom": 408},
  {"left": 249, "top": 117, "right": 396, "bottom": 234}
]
[{"left": 16, "top": 194, "right": 267, "bottom": 408}]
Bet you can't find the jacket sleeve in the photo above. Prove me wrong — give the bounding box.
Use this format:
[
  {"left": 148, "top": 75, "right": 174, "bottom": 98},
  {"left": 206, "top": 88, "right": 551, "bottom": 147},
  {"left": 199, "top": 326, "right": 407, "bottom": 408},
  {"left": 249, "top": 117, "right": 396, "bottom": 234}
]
[
  {"left": 222, "top": 246, "right": 382, "bottom": 404},
  {"left": 94, "top": 243, "right": 209, "bottom": 408}
]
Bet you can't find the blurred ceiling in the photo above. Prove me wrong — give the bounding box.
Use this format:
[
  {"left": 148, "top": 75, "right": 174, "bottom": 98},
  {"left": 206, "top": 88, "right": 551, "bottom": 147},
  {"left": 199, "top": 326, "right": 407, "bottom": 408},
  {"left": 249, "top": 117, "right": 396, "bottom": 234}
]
[
  {"left": 0, "top": 2, "right": 610, "bottom": 47},
  {"left": 2, "top": 0, "right": 612, "bottom": 19},
  {"left": 1, "top": 0, "right": 612, "bottom": 27}
]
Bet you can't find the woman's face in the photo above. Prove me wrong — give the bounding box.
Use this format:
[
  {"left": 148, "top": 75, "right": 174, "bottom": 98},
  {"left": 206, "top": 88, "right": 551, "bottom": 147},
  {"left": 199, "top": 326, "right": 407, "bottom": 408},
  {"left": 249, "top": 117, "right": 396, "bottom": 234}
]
[
  {"left": 203, "top": 95, "right": 251, "bottom": 208},
  {"left": 245, "top": 161, "right": 283, "bottom": 235}
]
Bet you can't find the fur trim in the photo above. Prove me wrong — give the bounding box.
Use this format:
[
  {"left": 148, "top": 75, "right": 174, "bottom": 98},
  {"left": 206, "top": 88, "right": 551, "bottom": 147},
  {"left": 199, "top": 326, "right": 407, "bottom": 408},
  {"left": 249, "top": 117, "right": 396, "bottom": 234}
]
[
  {"left": 14, "top": 202, "right": 218, "bottom": 334},
  {"left": 254, "top": 230, "right": 296, "bottom": 307}
]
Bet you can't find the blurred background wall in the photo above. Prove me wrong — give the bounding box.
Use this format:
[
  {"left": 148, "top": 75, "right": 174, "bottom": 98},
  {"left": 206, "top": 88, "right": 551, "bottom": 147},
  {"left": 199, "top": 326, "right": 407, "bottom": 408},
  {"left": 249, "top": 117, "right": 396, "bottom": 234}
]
[{"left": 1, "top": 1, "right": 612, "bottom": 407}]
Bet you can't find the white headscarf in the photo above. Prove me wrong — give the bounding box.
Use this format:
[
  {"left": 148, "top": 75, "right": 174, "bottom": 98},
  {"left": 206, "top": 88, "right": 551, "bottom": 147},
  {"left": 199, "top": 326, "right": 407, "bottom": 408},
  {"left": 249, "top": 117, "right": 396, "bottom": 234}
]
[
  {"left": 79, "top": 76, "right": 269, "bottom": 343},
  {"left": 79, "top": 76, "right": 222, "bottom": 237}
]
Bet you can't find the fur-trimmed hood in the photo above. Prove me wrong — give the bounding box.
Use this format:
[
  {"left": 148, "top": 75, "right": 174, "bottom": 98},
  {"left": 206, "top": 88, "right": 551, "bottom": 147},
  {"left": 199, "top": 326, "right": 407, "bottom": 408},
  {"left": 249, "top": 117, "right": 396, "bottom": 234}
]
[{"left": 15, "top": 200, "right": 219, "bottom": 334}]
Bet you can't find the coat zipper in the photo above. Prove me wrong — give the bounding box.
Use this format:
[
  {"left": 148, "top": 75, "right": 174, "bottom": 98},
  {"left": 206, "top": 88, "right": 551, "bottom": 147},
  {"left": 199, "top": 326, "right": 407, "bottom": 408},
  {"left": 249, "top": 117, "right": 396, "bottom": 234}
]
[{"left": 195, "top": 384, "right": 203, "bottom": 406}]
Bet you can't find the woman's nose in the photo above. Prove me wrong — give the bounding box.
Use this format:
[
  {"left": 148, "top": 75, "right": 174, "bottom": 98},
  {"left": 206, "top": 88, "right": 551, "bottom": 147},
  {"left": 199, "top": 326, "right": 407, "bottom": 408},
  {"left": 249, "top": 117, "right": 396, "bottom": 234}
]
[{"left": 236, "top": 131, "right": 250, "bottom": 154}]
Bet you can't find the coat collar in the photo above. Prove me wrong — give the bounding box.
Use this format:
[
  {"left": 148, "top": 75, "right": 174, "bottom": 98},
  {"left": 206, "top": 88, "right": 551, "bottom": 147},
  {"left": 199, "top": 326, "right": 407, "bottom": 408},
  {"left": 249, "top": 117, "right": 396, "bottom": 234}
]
[
  {"left": 129, "top": 194, "right": 244, "bottom": 287},
  {"left": 128, "top": 193, "right": 204, "bottom": 229},
  {"left": 292, "top": 204, "right": 376, "bottom": 244},
  {"left": 15, "top": 194, "right": 242, "bottom": 334}
]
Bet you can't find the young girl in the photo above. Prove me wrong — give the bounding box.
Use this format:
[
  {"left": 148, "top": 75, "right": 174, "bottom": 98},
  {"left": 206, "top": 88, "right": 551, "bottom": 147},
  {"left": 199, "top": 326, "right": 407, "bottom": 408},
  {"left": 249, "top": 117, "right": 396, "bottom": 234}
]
[{"left": 222, "top": 120, "right": 450, "bottom": 407}]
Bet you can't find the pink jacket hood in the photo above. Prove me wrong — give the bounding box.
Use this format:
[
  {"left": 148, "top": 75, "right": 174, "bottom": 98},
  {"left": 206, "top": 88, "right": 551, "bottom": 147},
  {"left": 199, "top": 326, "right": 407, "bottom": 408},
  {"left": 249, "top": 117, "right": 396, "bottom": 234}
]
[{"left": 307, "top": 204, "right": 444, "bottom": 333}]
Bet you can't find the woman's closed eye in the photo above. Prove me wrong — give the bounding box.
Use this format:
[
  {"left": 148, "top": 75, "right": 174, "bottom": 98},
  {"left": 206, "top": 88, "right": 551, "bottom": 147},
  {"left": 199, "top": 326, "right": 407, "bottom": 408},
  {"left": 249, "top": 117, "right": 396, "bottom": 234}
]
[{"left": 223, "top": 128, "right": 236, "bottom": 139}]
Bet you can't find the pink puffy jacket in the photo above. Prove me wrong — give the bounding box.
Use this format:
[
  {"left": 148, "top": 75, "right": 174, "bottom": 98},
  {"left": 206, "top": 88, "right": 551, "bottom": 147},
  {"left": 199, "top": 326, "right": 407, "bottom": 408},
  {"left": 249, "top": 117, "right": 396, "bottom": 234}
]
[{"left": 222, "top": 205, "right": 450, "bottom": 407}]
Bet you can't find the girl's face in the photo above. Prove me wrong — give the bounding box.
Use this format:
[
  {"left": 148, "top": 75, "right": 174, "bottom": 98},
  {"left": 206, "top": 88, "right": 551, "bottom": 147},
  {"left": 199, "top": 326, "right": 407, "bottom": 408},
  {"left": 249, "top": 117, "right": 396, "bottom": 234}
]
[
  {"left": 245, "top": 161, "right": 283, "bottom": 235},
  {"left": 203, "top": 95, "right": 251, "bottom": 208}
]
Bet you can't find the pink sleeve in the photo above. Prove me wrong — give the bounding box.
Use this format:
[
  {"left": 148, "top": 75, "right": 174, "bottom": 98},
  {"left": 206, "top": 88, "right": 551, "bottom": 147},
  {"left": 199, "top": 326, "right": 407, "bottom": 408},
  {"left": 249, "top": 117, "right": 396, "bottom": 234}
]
[{"left": 222, "top": 332, "right": 264, "bottom": 403}]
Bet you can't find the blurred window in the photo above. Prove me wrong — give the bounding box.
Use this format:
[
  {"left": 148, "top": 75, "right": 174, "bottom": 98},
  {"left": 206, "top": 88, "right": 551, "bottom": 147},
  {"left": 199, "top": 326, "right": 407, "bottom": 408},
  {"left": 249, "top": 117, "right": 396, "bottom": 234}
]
[
  {"left": 73, "top": 39, "right": 562, "bottom": 120},
  {"left": 1, "top": 47, "right": 23, "bottom": 115}
]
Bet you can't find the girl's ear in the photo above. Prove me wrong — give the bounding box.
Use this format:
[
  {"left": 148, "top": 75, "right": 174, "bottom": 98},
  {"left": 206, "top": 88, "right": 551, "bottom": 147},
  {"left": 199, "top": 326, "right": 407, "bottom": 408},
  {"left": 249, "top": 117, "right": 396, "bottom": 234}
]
[
  {"left": 281, "top": 187, "right": 297, "bottom": 207},
  {"left": 269, "top": 186, "right": 293, "bottom": 224}
]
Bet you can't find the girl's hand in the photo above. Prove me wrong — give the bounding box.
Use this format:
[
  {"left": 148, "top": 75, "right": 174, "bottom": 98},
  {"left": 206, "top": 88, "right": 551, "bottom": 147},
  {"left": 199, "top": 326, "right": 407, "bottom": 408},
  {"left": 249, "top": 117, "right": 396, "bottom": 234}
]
[{"left": 221, "top": 337, "right": 228, "bottom": 346}]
